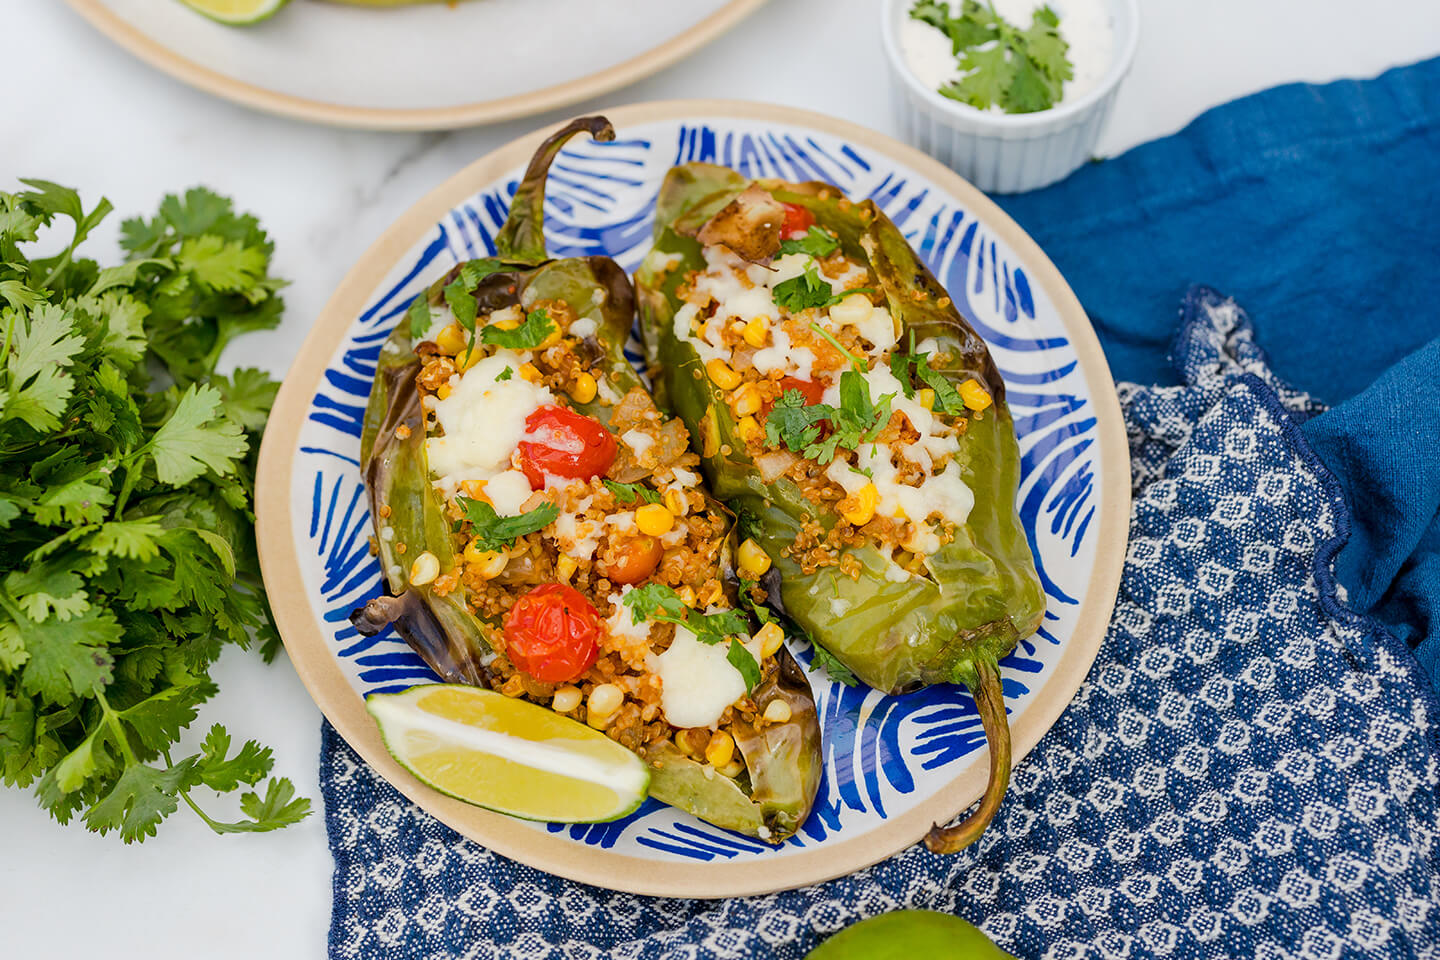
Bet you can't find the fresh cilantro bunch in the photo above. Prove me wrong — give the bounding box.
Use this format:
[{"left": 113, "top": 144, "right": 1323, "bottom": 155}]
[
  {"left": 0, "top": 180, "right": 308, "bottom": 842},
  {"left": 911, "top": 0, "right": 1073, "bottom": 114}
]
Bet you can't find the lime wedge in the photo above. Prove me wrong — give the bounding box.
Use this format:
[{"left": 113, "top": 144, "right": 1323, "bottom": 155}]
[
  {"left": 177, "top": 0, "right": 291, "bottom": 26},
  {"left": 366, "top": 684, "right": 650, "bottom": 823}
]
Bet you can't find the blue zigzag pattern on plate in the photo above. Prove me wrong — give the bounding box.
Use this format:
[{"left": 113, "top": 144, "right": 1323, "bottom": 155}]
[{"left": 296, "top": 121, "right": 1098, "bottom": 862}]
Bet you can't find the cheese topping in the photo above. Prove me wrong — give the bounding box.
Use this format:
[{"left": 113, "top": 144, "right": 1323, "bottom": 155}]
[
  {"left": 648, "top": 624, "right": 758, "bottom": 729},
  {"left": 484, "top": 469, "right": 535, "bottom": 516},
  {"left": 426, "top": 351, "right": 550, "bottom": 498}
]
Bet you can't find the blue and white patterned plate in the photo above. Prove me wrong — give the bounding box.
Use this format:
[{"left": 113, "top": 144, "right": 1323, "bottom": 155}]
[{"left": 256, "top": 103, "right": 1129, "bottom": 898}]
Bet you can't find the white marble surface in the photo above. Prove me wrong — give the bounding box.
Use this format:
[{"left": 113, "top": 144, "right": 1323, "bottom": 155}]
[{"left": 3, "top": 1, "right": 1438, "bottom": 955}]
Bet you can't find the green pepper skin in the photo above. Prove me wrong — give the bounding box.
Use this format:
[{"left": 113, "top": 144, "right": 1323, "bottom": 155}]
[
  {"left": 351, "top": 122, "right": 821, "bottom": 842},
  {"left": 635, "top": 164, "right": 1045, "bottom": 853}
]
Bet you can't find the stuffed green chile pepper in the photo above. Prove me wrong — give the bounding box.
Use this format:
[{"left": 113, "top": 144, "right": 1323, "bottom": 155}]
[
  {"left": 634, "top": 164, "right": 1044, "bottom": 853},
  {"left": 350, "top": 120, "right": 821, "bottom": 842}
]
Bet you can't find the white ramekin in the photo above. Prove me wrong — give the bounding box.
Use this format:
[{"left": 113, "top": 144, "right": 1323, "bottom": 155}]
[{"left": 881, "top": 0, "right": 1139, "bottom": 194}]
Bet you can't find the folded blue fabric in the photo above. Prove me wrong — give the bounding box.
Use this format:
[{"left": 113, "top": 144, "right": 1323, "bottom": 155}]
[
  {"left": 323, "top": 291, "right": 1440, "bottom": 959},
  {"left": 996, "top": 58, "right": 1440, "bottom": 693}
]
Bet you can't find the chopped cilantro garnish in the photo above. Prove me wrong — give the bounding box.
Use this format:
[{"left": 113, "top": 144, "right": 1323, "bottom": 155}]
[
  {"left": 809, "top": 321, "right": 866, "bottom": 372},
  {"left": 481, "top": 308, "right": 557, "bottom": 350},
  {"left": 763, "top": 371, "right": 893, "bottom": 465},
  {"left": 772, "top": 262, "right": 875, "bottom": 314},
  {"left": 496, "top": 366, "right": 514, "bottom": 381},
  {"left": 727, "top": 639, "right": 762, "bottom": 692},
  {"left": 810, "top": 642, "right": 859, "bottom": 687},
  {"left": 889, "top": 331, "right": 966, "bottom": 415},
  {"left": 603, "top": 479, "right": 661, "bottom": 505},
  {"left": 457, "top": 497, "right": 559, "bottom": 551},
  {"left": 910, "top": 0, "right": 1072, "bottom": 115},
  {"left": 778, "top": 225, "right": 840, "bottom": 259},
  {"left": 622, "top": 583, "right": 751, "bottom": 647},
  {"left": 407, "top": 293, "right": 433, "bottom": 340}
]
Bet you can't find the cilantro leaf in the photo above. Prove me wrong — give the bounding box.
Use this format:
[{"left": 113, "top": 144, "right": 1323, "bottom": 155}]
[
  {"left": 772, "top": 263, "right": 835, "bottom": 313},
  {"left": 12, "top": 608, "right": 119, "bottom": 704},
  {"left": 215, "top": 777, "right": 312, "bottom": 833},
  {"left": 193, "top": 724, "right": 272, "bottom": 791},
  {"left": 481, "top": 308, "right": 557, "bottom": 350},
  {"left": 778, "top": 226, "right": 840, "bottom": 259},
  {"left": 496, "top": 366, "right": 514, "bottom": 381},
  {"left": 82, "top": 760, "right": 195, "bottom": 843},
  {"left": 727, "top": 639, "right": 761, "bottom": 693},
  {"left": 918, "top": 0, "right": 1072, "bottom": 114},
  {"left": 621, "top": 583, "right": 750, "bottom": 646},
  {"left": 810, "top": 642, "right": 859, "bottom": 687},
  {"left": 147, "top": 384, "right": 249, "bottom": 486},
  {"left": 457, "top": 497, "right": 559, "bottom": 552},
  {"left": 407, "top": 293, "right": 433, "bottom": 340},
  {"left": 603, "top": 479, "right": 661, "bottom": 505}
]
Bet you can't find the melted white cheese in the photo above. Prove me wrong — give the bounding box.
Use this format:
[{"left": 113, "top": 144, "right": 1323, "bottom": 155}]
[
  {"left": 648, "top": 624, "right": 758, "bottom": 729},
  {"left": 484, "top": 469, "right": 534, "bottom": 516},
  {"left": 426, "top": 351, "right": 550, "bottom": 498}
]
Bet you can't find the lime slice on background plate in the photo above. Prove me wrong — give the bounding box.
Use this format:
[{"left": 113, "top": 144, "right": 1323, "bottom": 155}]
[
  {"left": 367, "top": 684, "right": 651, "bottom": 823},
  {"left": 177, "top": 0, "right": 290, "bottom": 26},
  {"left": 807, "top": 910, "right": 1016, "bottom": 959}
]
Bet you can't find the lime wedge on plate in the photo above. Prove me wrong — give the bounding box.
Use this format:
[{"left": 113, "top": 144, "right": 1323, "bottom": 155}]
[
  {"left": 177, "top": 0, "right": 291, "bottom": 26},
  {"left": 367, "top": 684, "right": 650, "bottom": 822}
]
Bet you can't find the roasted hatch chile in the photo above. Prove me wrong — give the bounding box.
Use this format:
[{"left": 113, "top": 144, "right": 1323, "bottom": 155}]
[
  {"left": 635, "top": 163, "right": 1045, "bottom": 853},
  {"left": 350, "top": 120, "right": 821, "bottom": 841}
]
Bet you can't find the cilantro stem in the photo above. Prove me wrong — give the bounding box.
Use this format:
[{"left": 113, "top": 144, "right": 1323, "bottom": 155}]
[
  {"left": 809, "top": 322, "right": 867, "bottom": 372},
  {"left": 112, "top": 458, "right": 139, "bottom": 519},
  {"left": 95, "top": 689, "right": 139, "bottom": 767}
]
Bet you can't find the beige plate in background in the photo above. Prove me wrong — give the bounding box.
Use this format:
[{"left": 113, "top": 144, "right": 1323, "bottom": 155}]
[
  {"left": 63, "top": 0, "right": 767, "bottom": 131},
  {"left": 255, "top": 100, "right": 1130, "bottom": 897}
]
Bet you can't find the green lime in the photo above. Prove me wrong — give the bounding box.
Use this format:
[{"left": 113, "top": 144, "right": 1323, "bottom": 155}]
[
  {"left": 177, "top": 0, "right": 291, "bottom": 26},
  {"left": 366, "top": 684, "right": 650, "bottom": 822},
  {"left": 807, "top": 911, "right": 1015, "bottom": 959}
]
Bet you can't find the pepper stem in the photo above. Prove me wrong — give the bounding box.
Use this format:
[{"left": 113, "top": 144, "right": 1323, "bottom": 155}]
[
  {"left": 495, "top": 116, "right": 616, "bottom": 264},
  {"left": 924, "top": 658, "right": 1011, "bottom": 854}
]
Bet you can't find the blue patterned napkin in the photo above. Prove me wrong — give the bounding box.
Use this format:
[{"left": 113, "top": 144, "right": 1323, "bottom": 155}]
[{"left": 322, "top": 288, "right": 1440, "bottom": 959}]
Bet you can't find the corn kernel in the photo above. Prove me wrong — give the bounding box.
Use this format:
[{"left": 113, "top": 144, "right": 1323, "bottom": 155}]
[
  {"left": 678, "top": 585, "right": 698, "bottom": 608},
  {"left": 463, "top": 541, "right": 509, "bottom": 579},
  {"left": 458, "top": 344, "right": 486, "bottom": 372},
  {"left": 537, "top": 325, "right": 563, "bottom": 349},
  {"left": 755, "top": 621, "right": 785, "bottom": 659},
  {"left": 555, "top": 556, "right": 578, "bottom": 582},
  {"left": 960, "top": 379, "right": 993, "bottom": 412},
  {"left": 763, "top": 699, "right": 792, "bottom": 724},
  {"left": 733, "top": 385, "right": 763, "bottom": 417},
  {"left": 742, "top": 316, "right": 770, "bottom": 348},
  {"left": 718, "top": 758, "right": 746, "bottom": 779},
  {"left": 434, "top": 323, "right": 466, "bottom": 356},
  {"left": 664, "top": 489, "right": 687, "bottom": 517},
  {"left": 706, "top": 358, "right": 741, "bottom": 391},
  {"left": 839, "top": 483, "right": 878, "bottom": 527},
  {"left": 435, "top": 382, "right": 453, "bottom": 401},
  {"left": 736, "top": 415, "right": 763, "bottom": 445},
  {"left": 704, "top": 730, "right": 735, "bottom": 768},
  {"left": 489, "top": 306, "right": 522, "bottom": 331},
  {"left": 551, "top": 685, "right": 582, "bottom": 714},
  {"left": 700, "top": 581, "right": 725, "bottom": 606},
  {"left": 519, "top": 363, "right": 543, "bottom": 384},
  {"left": 408, "top": 551, "right": 440, "bottom": 586},
  {"left": 737, "top": 538, "right": 772, "bottom": 578},
  {"left": 635, "top": 503, "right": 675, "bottom": 536},
  {"left": 587, "top": 683, "right": 624, "bottom": 725},
  {"left": 568, "top": 372, "right": 597, "bottom": 404},
  {"left": 916, "top": 388, "right": 936, "bottom": 411}
]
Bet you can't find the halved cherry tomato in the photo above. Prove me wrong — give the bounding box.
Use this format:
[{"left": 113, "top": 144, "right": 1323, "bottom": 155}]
[
  {"left": 781, "top": 203, "right": 815, "bottom": 239},
  {"left": 517, "top": 404, "right": 617, "bottom": 489},
  {"left": 600, "top": 535, "right": 665, "bottom": 585},
  {"left": 502, "top": 583, "right": 600, "bottom": 683},
  {"left": 763, "top": 376, "right": 827, "bottom": 419}
]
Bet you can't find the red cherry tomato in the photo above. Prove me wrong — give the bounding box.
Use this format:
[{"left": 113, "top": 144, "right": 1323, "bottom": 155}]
[
  {"left": 502, "top": 583, "right": 600, "bottom": 683},
  {"left": 762, "top": 376, "right": 827, "bottom": 420},
  {"left": 517, "top": 404, "right": 618, "bottom": 489},
  {"left": 781, "top": 203, "right": 815, "bottom": 239}
]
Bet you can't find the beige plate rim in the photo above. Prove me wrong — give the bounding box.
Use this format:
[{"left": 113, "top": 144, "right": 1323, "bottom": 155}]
[
  {"left": 254, "top": 99, "right": 1131, "bottom": 899},
  {"left": 62, "top": 0, "right": 769, "bottom": 131}
]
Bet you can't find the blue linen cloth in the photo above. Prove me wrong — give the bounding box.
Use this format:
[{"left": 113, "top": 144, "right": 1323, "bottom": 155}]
[
  {"left": 322, "top": 291, "right": 1440, "bottom": 959},
  {"left": 996, "top": 58, "right": 1440, "bottom": 693}
]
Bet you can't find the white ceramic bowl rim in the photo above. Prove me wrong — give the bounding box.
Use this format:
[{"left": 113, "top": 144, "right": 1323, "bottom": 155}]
[{"left": 880, "top": 0, "right": 1141, "bottom": 130}]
